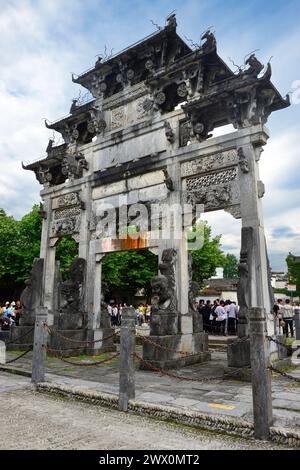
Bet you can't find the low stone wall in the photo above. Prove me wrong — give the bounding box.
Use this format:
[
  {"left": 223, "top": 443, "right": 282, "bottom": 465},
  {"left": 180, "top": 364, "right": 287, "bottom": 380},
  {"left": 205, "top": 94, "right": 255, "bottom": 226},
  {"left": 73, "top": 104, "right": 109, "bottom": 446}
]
[{"left": 36, "top": 382, "right": 300, "bottom": 448}]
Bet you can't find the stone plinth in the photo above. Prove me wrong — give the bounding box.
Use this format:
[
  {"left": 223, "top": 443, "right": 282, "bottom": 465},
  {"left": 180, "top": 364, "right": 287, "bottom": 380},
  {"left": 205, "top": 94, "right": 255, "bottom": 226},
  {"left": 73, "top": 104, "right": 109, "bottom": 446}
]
[
  {"left": 227, "top": 338, "right": 251, "bottom": 368},
  {"left": 150, "top": 311, "right": 179, "bottom": 336},
  {"left": 49, "top": 329, "right": 86, "bottom": 357},
  {"left": 49, "top": 327, "right": 116, "bottom": 356},
  {"left": 142, "top": 333, "right": 210, "bottom": 370},
  {"left": 85, "top": 328, "right": 116, "bottom": 355}
]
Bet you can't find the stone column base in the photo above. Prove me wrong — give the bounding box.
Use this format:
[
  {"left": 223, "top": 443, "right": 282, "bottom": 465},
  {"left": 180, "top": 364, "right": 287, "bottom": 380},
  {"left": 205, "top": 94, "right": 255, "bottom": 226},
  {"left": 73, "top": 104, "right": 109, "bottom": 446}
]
[
  {"left": 227, "top": 337, "right": 251, "bottom": 368},
  {"left": 48, "top": 328, "right": 116, "bottom": 356},
  {"left": 7, "top": 326, "right": 34, "bottom": 351},
  {"left": 141, "top": 333, "right": 211, "bottom": 370},
  {"left": 85, "top": 328, "right": 116, "bottom": 355},
  {"left": 49, "top": 329, "right": 86, "bottom": 357},
  {"left": 274, "top": 334, "right": 287, "bottom": 360}
]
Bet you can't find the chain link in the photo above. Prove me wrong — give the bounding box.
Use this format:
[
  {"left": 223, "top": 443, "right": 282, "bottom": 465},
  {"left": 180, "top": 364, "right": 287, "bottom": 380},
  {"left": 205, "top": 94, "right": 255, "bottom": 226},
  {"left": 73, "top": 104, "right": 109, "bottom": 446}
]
[
  {"left": 137, "top": 334, "right": 199, "bottom": 358},
  {"left": 266, "top": 336, "right": 290, "bottom": 349},
  {"left": 46, "top": 348, "right": 120, "bottom": 367},
  {"left": 134, "top": 352, "right": 242, "bottom": 383},
  {"left": 4, "top": 327, "right": 34, "bottom": 345},
  {"left": 45, "top": 325, "right": 118, "bottom": 345},
  {"left": 269, "top": 365, "right": 300, "bottom": 383},
  {"left": 5, "top": 347, "right": 33, "bottom": 364}
]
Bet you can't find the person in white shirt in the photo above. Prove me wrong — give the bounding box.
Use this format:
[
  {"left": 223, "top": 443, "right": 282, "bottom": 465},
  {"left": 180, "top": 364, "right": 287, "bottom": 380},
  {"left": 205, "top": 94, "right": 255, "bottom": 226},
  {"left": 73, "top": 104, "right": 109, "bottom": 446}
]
[
  {"left": 227, "top": 300, "right": 238, "bottom": 335},
  {"left": 281, "top": 299, "right": 294, "bottom": 337},
  {"left": 215, "top": 300, "right": 227, "bottom": 336},
  {"left": 111, "top": 304, "right": 118, "bottom": 327}
]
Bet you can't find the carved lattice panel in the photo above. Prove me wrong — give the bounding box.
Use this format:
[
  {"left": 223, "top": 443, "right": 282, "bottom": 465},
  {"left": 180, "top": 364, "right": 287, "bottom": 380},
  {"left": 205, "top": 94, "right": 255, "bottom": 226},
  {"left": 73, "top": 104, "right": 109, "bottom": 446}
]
[{"left": 186, "top": 167, "right": 237, "bottom": 190}]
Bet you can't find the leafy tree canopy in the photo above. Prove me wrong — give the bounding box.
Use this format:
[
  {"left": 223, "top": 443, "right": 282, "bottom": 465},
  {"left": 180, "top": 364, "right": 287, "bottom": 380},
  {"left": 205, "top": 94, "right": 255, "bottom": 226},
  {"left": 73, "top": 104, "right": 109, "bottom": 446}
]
[
  {"left": 56, "top": 236, "right": 78, "bottom": 280},
  {"left": 286, "top": 253, "right": 300, "bottom": 296},
  {"left": 102, "top": 249, "right": 157, "bottom": 299},
  {"left": 190, "top": 221, "right": 227, "bottom": 287},
  {"left": 223, "top": 253, "right": 239, "bottom": 278}
]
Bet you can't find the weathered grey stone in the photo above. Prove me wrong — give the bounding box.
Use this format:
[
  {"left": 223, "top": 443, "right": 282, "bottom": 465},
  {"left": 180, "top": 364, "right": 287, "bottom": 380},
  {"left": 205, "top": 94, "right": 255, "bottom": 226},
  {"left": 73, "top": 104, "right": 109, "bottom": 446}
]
[
  {"left": 119, "top": 307, "right": 136, "bottom": 412},
  {"left": 249, "top": 307, "right": 273, "bottom": 440},
  {"left": 32, "top": 307, "right": 48, "bottom": 384},
  {"left": 6, "top": 326, "right": 35, "bottom": 352},
  {"left": 19, "top": 258, "right": 44, "bottom": 326},
  {"left": 227, "top": 338, "right": 251, "bottom": 368},
  {"left": 0, "top": 342, "right": 5, "bottom": 364},
  {"left": 22, "top": 17, "right": 288, "bottom": 385},
  {"left": 58, "top": 257, "right": 86, "bottom": 330}
]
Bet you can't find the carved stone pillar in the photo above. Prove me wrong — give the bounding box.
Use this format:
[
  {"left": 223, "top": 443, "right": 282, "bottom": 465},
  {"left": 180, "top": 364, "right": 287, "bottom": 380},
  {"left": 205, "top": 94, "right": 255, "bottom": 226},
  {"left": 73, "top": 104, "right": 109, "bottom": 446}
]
[
  {"left": 237, "top": 127, "right": 274, "bottom": 339},
  {"left": 93, "top": 254, "right": 104, "bottom": 330},
  {"left": 85, "top": 245, "right": 115, "bottom": 354},
  {"left": 43, "top": 245, "right": 56, "bottom": 326}
]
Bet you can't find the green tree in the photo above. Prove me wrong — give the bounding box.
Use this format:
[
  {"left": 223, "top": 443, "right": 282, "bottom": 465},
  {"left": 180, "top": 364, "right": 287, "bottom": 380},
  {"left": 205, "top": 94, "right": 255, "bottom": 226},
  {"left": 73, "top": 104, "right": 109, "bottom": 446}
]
[
  {"left": 0, "top": 208, "right": 20, "bottom": 288},
  {"left": 56, "top": 236, "right": 79, "bottom": 280},
  {"left": 286, "top": 253, "right": 300, "bottom": 296},
  {"left": 223, "top": 253, "right": 239, "bottom": 278},
  {"left": 15, "top": 205, "right": 43, "bottom": 283},
  {"left": 190, "top": 221, "right": 227, "bottom": 287},
  {"left": 102, "top": 249, "right": 157, "bottom": 299}
]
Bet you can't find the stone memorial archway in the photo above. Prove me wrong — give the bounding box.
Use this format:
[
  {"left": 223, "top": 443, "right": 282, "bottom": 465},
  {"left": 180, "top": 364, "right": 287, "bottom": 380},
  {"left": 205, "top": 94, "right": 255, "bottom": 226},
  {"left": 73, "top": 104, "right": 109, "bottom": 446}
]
[{"left": 21, "top": 15, "right": 289, "bottom": 364}]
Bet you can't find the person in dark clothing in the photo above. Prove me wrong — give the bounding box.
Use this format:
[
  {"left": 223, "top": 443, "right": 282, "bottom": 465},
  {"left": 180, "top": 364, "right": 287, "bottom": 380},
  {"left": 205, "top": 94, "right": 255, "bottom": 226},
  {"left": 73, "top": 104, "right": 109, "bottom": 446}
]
[
  {"left": 201, "top": 300, "right": 212, "bottom": 333},
  {"left": 210, "top": 299, "right": 219, "bottom": 335}
]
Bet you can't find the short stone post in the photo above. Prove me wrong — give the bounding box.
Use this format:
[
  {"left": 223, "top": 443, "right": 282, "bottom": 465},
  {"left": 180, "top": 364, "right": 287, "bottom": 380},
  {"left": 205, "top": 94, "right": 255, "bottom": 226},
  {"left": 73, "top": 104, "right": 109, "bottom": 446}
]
[
  {"left": 294, "top": 308, "right": 300, "bottom": 341},
  {"left": 0, "top": 341, "right": 6, "bottom": 364},
  {"left": 119, "top": 307, "right": 136, "bottom": 412},
  {"left": 31, "top": 307, "right": 48, "bottom": 384},
  {"left": 249, "top": 307, "right": 273, "bottom": 440}
]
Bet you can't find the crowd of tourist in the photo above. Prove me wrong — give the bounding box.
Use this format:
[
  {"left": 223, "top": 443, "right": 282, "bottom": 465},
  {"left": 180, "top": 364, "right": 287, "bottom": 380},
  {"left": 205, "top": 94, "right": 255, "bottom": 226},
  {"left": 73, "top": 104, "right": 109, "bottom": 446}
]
[
  {"left": 107, "top": 302, "right": 152, "bottom": 327},
  {"left": 197, "top": 299, "right": 239, "bottom": 336},
  {"left": 0, "top": 301, "right": 22, "bottom": 329},
  {"left": 1, "top": 297, "right": 299, "bottom": 338},
  {"left": 273, "top": 298, "right": 299, "bottom": 337}
]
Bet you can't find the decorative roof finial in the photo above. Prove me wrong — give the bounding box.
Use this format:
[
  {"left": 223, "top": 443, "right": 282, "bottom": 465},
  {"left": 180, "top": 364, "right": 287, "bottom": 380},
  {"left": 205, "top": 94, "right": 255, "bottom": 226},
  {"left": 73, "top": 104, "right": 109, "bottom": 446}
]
[{"left": 166, "top": 11, "right": 177, "bottom": 29}]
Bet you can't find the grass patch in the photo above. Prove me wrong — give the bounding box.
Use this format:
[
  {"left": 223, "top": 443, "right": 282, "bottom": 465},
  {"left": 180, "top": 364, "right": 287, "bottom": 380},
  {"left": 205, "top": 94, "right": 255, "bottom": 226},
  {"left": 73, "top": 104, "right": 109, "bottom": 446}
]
[
  {"left": 7, "top": 350, "right": 27, "bottom": 355},
  {"left": 286, "top": 338, "right": 296, "bottom": 345}
]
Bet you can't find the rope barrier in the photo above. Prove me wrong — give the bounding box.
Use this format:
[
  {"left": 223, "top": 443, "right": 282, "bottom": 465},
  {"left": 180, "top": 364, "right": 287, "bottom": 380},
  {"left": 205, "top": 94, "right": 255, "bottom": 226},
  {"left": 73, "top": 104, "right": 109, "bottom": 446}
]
[
  {"left": 46, "top": 348, "right": 120, "bottom": 367},
  {"left": 136, "top": 334, "right": 193, "bottom": 357},
  {"left": 269, "top": 365, "right": 300, "bottom": 383},
  {"left": 4, "top": 327, "right": 34, "bottom": 345},
  {"left": 136, "top": 333, "right": 210, "bottom": 360},
  {"left": 5, "top": 347, "right": 33, "bottom": 364}
]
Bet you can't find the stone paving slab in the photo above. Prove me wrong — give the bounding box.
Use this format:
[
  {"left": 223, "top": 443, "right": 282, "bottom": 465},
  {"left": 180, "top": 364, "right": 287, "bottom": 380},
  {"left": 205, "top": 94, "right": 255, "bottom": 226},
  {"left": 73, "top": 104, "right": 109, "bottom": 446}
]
[
  {"left": 191, "top": 401, "right": 252, "bottom": 417},
  {"left": 2, "top": 349, "right": 300, "bottom": 433}
]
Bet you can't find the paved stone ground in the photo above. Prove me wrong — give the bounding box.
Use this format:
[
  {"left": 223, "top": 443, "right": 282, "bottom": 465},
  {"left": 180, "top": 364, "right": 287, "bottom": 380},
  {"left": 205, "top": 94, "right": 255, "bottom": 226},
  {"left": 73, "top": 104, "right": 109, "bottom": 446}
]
[
  {"left": 0, "top": 372, "right": 289, "bottom": 450},
  {"left": 2, "top": 348, "right": 300, "bottom": 432}
]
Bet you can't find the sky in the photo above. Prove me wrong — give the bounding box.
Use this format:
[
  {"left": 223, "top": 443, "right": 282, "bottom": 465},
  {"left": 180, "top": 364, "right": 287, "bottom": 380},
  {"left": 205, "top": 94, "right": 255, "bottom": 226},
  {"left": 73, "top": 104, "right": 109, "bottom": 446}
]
[{"left": 0, "top": 0, "right": 299, "bottom": 271}]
